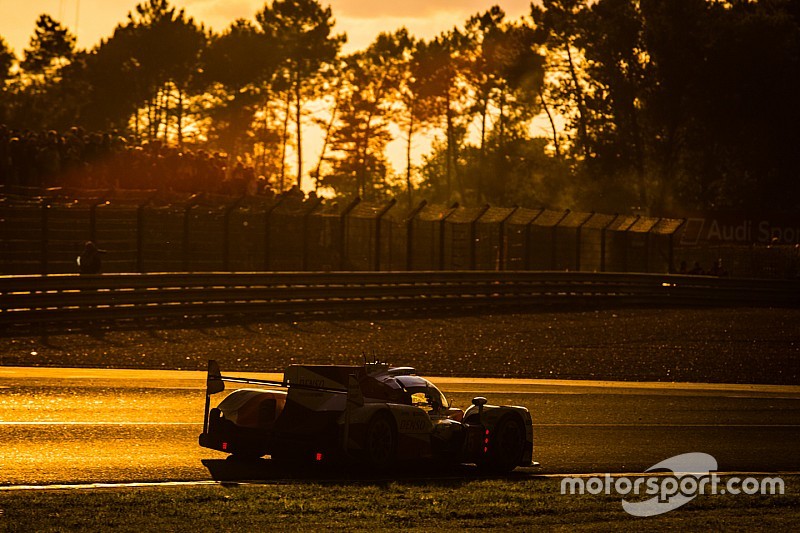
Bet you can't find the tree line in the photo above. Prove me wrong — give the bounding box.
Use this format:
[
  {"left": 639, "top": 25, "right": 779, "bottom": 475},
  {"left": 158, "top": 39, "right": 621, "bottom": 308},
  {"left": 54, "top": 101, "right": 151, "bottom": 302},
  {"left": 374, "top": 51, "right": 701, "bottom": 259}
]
[{"left": 0, "top": 0, "right": 798, "bottom": 214}]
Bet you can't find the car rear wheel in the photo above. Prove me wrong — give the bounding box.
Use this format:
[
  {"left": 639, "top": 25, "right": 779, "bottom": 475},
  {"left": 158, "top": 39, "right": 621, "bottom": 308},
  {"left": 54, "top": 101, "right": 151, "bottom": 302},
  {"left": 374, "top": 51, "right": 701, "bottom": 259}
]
[
  {"left": 364, "top": 413, "right": 396, "bottom": 470},
  {"left": 483, "top": 415, "right": 525, "bottom": 473}
]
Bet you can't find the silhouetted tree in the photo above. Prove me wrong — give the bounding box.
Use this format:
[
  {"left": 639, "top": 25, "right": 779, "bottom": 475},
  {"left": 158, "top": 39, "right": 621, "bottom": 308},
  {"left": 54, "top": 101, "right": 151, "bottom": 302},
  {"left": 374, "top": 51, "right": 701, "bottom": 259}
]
[
  {"left": 201, "top": 19, "right": 281, "bottom": 167},
  {"left": 21, "top": 14, "right": 76, "bottom": 81},
  {"left": 679, "top": 0, "right": 800, "bottom": 210},
  {"left": 257, "top": 0, "right": 345, "bottom": 189},
  {"left": 324, "top": 29, "right": 413, "bottom": 198},
  {"left": 2, "top": 0, "right": 797, "bottom": 213},
  {"left": 412, "top": 32, "right": 471, "bottom": 202},
  {"left": 83, "top": 0, "right": 206, "bottom": 143},
  {"left": 465, "top": 7, "right": 507, "bottom": 158},
  {"left": 309, "top": 60, "right": 345, "bottom": 191},
  {"left": 416, "top": 9, "right": 547, "bottom": 205},
  {"left": 0, "top": 37, "right": 15, "bottom": 86},
  {"left": 82, "top": 24, "right": 148, "bottom": 130},
  {"left": 4, "top": 15, "right": 80, "bottom": 129},
  {"left": 0, "top": 37, "right": 14, "bottom": 122},
  {"left": 396, "top": 35, "right": 439, "bottom": 206},
  {"left": 127, "top": 0, "right": 206, "bottom": 144},
  {"left": 463, "top": 8, "right": 546, "bottom": 203},
  {"left": 531, "top": 0, "right": 593, "bottom": 162},
  {"left": 532, "top": 0, "right": 800, "bottom": 212}
]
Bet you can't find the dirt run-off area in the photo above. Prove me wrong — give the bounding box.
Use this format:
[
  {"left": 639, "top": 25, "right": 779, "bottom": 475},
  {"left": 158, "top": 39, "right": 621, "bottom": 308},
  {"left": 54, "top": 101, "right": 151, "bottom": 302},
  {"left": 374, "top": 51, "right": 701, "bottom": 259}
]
[{"left": 1, "top": 307, "right": 797, "bottom": 385}]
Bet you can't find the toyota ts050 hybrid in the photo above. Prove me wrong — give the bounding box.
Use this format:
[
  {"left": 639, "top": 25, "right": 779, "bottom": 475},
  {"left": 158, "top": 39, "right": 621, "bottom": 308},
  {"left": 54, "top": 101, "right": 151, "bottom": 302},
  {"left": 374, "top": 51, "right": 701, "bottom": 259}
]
[{"left": 199, "top": 360, "right": 533, "bottom": 472}]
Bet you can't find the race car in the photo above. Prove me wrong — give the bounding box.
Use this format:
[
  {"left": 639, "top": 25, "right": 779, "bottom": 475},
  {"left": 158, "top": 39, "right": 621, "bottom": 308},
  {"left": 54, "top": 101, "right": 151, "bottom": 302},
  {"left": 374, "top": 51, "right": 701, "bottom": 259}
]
[{"left": 199, "top": 360, "right": 533, "bottom": 472}]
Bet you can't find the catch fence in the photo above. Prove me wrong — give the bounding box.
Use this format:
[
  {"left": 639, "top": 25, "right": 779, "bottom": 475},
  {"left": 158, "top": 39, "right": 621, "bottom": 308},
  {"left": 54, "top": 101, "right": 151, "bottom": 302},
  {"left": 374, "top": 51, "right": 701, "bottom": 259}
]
[{"left": 1, "top": 186, "right": 685, "bottom": 275}]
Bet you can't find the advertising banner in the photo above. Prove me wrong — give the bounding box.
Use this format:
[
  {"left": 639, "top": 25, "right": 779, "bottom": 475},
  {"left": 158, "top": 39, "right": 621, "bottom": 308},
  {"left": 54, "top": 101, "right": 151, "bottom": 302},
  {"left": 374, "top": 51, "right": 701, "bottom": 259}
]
[{"left": 678, "top": 213, "right": 800, "bottom": 245}]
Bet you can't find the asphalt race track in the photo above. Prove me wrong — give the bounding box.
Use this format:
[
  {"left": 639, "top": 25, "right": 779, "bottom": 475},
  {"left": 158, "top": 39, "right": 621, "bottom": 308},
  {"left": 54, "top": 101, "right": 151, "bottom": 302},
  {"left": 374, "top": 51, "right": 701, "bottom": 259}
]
[{"left": 1, "top": 367, "right": 799, "bottom": 487}]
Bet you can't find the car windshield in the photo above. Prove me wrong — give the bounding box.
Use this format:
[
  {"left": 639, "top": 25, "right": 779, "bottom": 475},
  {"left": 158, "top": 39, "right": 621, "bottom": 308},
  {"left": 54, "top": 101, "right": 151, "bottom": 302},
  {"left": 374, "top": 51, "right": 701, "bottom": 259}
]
[{"left": 395, "top": 376, "right": 450, "bottom": 410}]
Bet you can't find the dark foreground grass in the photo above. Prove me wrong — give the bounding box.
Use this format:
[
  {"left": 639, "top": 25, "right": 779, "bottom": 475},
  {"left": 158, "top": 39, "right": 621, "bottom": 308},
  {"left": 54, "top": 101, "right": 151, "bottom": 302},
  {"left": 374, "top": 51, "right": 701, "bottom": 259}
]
[{"left": 1, "top": 476, "right": 798, "bottom": 531}]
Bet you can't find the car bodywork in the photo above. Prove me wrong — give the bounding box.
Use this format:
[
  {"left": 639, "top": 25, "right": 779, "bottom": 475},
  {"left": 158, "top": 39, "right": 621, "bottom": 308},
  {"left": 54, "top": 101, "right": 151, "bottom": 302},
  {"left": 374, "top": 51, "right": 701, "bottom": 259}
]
[{"left": 199, "top": 360, "right": 533, "bottom": 472}]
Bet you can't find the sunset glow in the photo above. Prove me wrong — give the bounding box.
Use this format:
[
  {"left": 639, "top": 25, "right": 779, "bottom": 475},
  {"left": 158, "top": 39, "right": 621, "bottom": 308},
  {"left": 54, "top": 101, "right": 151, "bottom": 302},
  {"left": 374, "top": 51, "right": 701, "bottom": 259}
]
[{"left": 0, "top": 0, "right": 534, "bottom": 55}]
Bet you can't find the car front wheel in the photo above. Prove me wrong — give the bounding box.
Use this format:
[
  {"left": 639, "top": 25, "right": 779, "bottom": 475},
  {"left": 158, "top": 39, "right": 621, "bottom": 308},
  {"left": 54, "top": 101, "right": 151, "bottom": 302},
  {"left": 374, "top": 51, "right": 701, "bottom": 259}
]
[{"left": 364, "top": 413, "right": 396, "bottom": 470}]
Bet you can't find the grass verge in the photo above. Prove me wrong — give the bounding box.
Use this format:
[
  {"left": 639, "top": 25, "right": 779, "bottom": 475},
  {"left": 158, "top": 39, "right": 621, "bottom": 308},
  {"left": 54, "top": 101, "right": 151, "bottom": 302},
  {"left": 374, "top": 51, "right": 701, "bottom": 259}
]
[
  {"left": 1, "top": 476, "right": 797, "bottom": 531},
  {"left": 2, "top": 307, "right": 799, "bottom": 384}
]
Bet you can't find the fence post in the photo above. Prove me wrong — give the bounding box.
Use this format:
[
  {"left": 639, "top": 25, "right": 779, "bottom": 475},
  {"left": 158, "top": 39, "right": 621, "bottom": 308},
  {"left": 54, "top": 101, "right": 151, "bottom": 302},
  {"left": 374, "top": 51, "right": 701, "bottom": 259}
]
[
  {"left": 374, "top": 199, "right": 397, "bottom": 271},
  {"left": 439, "top": 203, "right": 459, "bottom": 270},
  {"left": 622, "top": 215, "right": 641, "bottom": 272},
  {"left": 497, "top": 206, "right": 519, "bottom": 271},
  {"left": 668, "top": 219, "right": 687, "bottom": 273},
  {"left": 223, "top": 196, "right": 246, "bottom": 272},
  {"left": 524, "top": 208, "right": 545, "bottom": 270},
  {"left": 89, "top": 196, "right": 107, "bottom": 244},
  {"left": 644, "top": 218, "right": 661, "bottom": 273},
  {"left": 405, "top": 200, "right": 427, "bottom": 271},
  {"left": 136, "top": 202, "right": 146, "bottom": 273},
  {"left": 575, "top": 212, "right": 594, "bottom": 272},
  {"left": 552, "top": 209, "right": 570, "bottom": 270},
  {"left": 263, "top": 196, "right": 286, "bottom": 271},
  {"left": 40, "top": 199, "right": 50, "bottom": 275},
  {"left": 339, "top": 196, "right": 361, "bottom": 270},
  {"left": 302, "top": 197, "right": 324, "bottom": 271},
  {"left": 182, "top": 194, "right": 202, "bottom": 272},
  {"left": 600, "top": 214, "right": 620, "bottom": 273},
  {"left": 470, "top": 204, "right": 491, "bottom": 270}
]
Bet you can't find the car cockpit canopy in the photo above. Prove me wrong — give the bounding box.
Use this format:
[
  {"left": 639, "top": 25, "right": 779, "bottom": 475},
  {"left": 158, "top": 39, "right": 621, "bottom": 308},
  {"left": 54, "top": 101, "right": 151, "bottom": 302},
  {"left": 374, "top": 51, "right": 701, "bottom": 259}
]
[{"left": 395, "top": 375, "right": 450, "bottom": 410}]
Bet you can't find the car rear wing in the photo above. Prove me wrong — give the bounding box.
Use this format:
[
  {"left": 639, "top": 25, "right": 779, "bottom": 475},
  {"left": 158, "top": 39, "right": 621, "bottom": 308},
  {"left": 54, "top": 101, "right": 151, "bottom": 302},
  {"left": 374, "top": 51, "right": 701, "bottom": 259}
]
[
  {"left": 203, "top": 360, "right": 350, "bottom": 434},
  {"left": 205, "top": 360, "right": 348, "bottom": 395}
]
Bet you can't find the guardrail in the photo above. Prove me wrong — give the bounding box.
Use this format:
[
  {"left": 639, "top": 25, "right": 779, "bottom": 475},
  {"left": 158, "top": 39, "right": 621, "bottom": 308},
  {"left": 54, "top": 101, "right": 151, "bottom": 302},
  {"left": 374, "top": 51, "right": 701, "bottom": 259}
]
[{"left": 1, "top": 272, "right": 797, "bottom": 327}]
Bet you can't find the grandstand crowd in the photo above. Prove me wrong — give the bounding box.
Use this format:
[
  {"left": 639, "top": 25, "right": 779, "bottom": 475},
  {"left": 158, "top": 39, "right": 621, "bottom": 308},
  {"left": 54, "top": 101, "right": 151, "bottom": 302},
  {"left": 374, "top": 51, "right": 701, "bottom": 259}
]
[{"left": 0, "top": 125, "right": 296, "bottom": 198}]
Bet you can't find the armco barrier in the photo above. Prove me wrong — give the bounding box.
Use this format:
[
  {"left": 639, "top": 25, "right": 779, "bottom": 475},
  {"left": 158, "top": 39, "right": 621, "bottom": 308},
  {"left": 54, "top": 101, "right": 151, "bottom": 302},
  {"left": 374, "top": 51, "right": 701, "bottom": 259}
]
[{"left": 1, "top": 271, "right": 797, "bottom": 326}]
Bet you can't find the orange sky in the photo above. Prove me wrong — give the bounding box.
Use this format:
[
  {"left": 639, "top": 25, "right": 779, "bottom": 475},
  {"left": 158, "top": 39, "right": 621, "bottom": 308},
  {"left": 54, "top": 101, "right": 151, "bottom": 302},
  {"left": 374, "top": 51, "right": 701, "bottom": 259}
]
[{"left": 0, "top": 0, "right": 534, "bottom": 57}]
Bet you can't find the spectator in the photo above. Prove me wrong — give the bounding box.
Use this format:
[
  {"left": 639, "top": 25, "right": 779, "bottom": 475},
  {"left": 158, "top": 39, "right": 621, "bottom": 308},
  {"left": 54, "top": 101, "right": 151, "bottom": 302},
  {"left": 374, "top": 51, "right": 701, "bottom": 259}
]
[
  {"left": 688, "top": 261, "right": 705, "bottom": 275},
  {"left": 77, "top": 241, "right": 105, "bottom": 274},
  {"left": 284, "top": 184, "right": 305, "bottom": 200},
  {"left": 0, "top": 124, "right": 284, "bottom": 194},
  {"left": 709, "top": 258, "right": 728, "bottom": 277},
  {"left": 38, "top": 130, "right": 62, "bottom": 186}
]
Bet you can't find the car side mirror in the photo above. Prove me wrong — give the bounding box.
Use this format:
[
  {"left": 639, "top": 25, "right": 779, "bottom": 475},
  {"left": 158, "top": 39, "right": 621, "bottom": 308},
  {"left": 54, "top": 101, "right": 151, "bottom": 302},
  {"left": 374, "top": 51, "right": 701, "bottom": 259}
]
[
  {"left": 472, "top": 397, "right": 488, "bottom": 419},
  {"left": 472, "top": 397, "right": 487, "bottom": 407}
]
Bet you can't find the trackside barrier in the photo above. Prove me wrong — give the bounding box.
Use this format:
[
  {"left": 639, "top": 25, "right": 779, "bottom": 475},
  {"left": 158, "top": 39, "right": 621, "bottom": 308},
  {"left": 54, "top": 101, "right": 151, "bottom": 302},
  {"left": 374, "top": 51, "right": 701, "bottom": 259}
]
[
  {"left": 1, "top": 271, "right": 797, "bottom": 326},
  {"left": 0, "top": 189, "right": 683, "bottom": 276}
]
